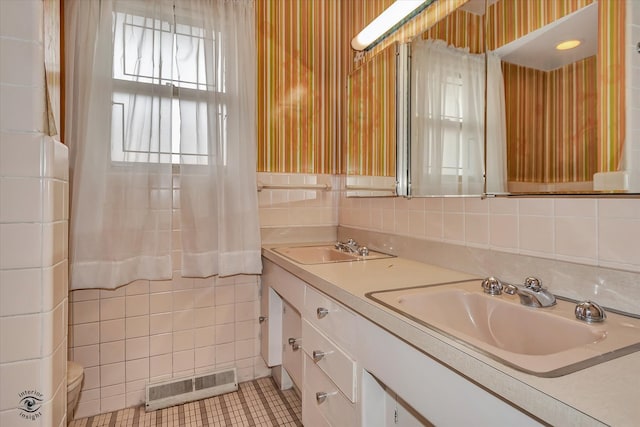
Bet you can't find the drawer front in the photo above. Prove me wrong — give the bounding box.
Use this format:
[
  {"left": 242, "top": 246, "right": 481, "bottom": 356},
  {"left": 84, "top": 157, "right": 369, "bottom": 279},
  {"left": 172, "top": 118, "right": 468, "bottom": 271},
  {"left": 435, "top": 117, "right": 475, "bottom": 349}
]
[
  {"left": 303, "top": 354, "right": 357, "bottom": 427},
  {"left": 302, "top": 319, "right": 356, "bottom": 402},
  {"left": 304, "top": 286, "right": 356, "bottom": 354},
  {"left": 262, "top": 258, "right": 305, "bottom": 309}
]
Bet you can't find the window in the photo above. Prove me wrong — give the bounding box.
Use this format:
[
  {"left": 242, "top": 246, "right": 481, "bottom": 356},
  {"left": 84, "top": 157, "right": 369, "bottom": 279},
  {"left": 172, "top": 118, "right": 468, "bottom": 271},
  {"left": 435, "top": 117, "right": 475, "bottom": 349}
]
[{"left": 111, "top": 9, "right": 226, "bottom": 164}]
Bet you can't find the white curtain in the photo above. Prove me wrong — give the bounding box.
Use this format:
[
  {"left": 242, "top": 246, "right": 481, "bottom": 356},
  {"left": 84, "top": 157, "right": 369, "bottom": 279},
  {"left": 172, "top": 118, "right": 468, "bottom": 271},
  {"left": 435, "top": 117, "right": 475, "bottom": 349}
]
[
  {"left": 410, "top": 39, "right": 486, "bottom": 196},
  {"left": 66, "top": 0, "right": 261, "bottom": 290},
  {"left": 486, "top": 52, "right": 508, "bottom": 194}
]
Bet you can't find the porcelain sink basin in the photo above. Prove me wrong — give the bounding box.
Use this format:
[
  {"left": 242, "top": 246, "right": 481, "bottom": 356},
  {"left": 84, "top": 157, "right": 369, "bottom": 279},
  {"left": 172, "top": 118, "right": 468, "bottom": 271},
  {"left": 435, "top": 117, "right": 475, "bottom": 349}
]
[
  {"left": 367, "top": 280, "right": 640, "bottom": 377},
  {"left": 273, "top": 245, "right": 394, "bottom": 265}
]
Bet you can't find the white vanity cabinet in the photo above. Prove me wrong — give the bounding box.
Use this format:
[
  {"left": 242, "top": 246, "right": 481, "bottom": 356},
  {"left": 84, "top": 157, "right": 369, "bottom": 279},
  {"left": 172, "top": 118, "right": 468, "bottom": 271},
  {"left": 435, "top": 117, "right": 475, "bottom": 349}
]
[{"left": 261, "top": 256, "right": 541, "bottom": 426}]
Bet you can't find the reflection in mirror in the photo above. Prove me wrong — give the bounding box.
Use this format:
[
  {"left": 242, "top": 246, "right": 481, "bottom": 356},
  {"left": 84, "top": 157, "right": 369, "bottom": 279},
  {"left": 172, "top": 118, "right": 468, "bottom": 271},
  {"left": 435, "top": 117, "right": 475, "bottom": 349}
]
[
  {"left": 486, "top": 0, "right": 629, "bottom": 194},
  {"left": 408, "top": 6, "right": 504, "bottom": 196},
  {"left": 346, "top": 42, "right": 401, "bottom": 197}
]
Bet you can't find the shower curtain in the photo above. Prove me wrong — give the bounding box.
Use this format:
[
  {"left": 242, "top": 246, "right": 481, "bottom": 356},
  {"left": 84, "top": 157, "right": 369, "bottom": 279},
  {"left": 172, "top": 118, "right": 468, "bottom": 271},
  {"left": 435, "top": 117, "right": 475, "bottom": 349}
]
[{"left": 65, "top": 0, "right": 262, "bottom": 290}]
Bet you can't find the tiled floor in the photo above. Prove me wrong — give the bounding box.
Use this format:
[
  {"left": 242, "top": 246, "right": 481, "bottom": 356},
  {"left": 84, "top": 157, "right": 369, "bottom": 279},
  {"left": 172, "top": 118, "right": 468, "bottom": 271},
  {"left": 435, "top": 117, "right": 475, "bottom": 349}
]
[{"left": 69, "top": 377, "right": 302, "bottom": 427}]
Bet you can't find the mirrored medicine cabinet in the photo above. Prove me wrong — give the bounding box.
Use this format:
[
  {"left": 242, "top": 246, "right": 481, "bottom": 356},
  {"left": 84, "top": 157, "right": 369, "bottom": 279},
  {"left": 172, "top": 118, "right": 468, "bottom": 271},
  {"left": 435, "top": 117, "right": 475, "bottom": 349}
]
[{"left": 345, "top": 0, "right": 636, "bottom": 198}]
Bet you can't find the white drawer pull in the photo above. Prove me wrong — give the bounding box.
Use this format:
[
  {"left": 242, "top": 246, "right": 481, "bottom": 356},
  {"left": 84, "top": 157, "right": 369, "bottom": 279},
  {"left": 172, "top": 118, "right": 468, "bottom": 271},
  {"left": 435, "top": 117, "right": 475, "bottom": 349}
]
[
  {"left": 315, "top": 391, "right": 337, "bottom": 404},
  {"left": 288, "top": 337, "right": 301, "bottom": 351},
  {"left": 317, "top": 307, "right": 329, "bottom": 318},
  {"left": 312, "top": 350, "right": 327, "bottom": 362}
]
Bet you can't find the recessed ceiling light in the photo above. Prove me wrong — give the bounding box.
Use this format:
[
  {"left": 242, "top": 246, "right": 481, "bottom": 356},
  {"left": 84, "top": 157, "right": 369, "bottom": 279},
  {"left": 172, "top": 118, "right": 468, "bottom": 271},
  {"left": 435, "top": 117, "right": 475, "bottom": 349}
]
[{"left": 555, "top": 39, "right": 582, "bottom": 51}]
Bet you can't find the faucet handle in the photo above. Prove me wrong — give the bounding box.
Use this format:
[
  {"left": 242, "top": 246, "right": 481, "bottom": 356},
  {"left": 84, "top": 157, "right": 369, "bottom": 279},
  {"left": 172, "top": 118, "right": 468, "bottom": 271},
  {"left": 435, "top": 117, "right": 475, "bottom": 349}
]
[
  {"left": 481, "top": 277, "right": 504, "bottom": 295},
  {"left": 346, "top": 238, "right": 357, "bottom": 246},
  {"left": 524, "top": 276, "right": 543, "bottom": 292}
]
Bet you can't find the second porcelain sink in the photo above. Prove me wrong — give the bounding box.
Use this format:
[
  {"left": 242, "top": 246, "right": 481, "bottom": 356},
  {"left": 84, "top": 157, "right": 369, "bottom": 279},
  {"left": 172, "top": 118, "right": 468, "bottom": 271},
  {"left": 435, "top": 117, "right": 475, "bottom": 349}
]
[
  {"left": 367, "top": 280, "right": 640, "bottom": 377},
  {"left": 273, "top": 244, "right": 394, "bottom": 265}
]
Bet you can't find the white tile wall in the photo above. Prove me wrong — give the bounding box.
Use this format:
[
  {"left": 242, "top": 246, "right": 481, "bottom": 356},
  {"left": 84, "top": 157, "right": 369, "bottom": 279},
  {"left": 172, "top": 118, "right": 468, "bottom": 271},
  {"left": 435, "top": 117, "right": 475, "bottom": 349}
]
[
  {"left": 0, "top": 1, "right": 68, "bottom": 427},
  {"left": 257, "top": 172, "right": 339, "bottom": 228},
  {"left": 69, "top": 224, "right": 267, "bottom": 419}
]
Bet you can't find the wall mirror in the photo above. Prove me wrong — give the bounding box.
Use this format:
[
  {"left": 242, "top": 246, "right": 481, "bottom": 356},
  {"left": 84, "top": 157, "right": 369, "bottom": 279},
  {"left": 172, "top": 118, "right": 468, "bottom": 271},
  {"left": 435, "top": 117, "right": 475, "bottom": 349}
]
[
  {"left": 345, "top": 1, "right": 490, "bottom": 198},
  {"left": 485, "top": 0, "right": 633, "bottom": 195}
]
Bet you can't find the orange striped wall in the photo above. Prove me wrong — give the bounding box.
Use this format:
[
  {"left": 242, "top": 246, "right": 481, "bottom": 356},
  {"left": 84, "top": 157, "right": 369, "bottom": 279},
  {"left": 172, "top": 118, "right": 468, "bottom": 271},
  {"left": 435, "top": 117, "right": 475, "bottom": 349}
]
[
  {"left": 346, "top": 43, "right": 397, "bottom": 177},
  {"left": 598, "top": 0, "right": 625, "bottom": 172},
  {"left": 256, "top": 0, "right": 342, "bottom": 174},
  {"left": 503, "top": 57, "right": 597, "bottom": 183},
  {"left": 423, "top": 8, "right": 484, "bottom": 53}
]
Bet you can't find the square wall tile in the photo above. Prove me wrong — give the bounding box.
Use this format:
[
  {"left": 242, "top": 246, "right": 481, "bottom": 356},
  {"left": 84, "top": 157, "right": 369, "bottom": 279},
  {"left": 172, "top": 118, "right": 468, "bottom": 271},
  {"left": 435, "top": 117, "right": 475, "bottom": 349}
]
[
  {"left": 0, "top": 359, "right": 41, "bottom": 411},
  {"left": 0, "top": 268, "right": 42, "bottom": 316},
  {"left": 150, "top": 334, "right": 172, "bottom": 356},
  {"left": 489, "top": 215, "right": 518, "bottom": 250},
  {"left": 0, "top": 223, "right": 42, "bottom": 269},
  {"left": 125, "top": 337, "right": 149, "bottom": 360},
  {"left": 0, "top": 84, "right": 47, "bottom": 133},
  {"left": 599, "top": 218, "right": 640, "bottom": 267},
  {"left": 0, "top": 177, "right": 42, "bottom": 223},
  {"left": 126, "top": 358, "right": 149, "bottom": 382},
  {"left": 0, "top": 132, "right": 42, "bottom": 177},
  {"left": 555, "top": 217, "right": 597, "bottom": 261},
  {"left": 0, "top": 313, "right": 42, "bottom": 363},
  {"left": 100, "top": 362, "right": 125, "bottom": 387},
  {"left": 0, "top": 38, "right": 44, "bottom": 86},
  {"left": 519, "top": 216, "right": 554, "bottom": 255},
  {"left": 100, "top": 319, "right": 125, "bottom": 343},
  {"left": 0, "top": 0, "right": 42, "bottom": 41},
  {"left": 149, "top": 354, "right": 172, "bottom": 380}
]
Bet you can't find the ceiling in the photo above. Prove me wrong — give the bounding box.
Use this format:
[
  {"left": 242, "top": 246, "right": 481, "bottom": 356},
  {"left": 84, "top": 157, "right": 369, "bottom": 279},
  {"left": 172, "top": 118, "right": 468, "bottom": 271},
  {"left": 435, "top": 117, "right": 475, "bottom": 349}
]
[{"left": 492, "top": 2, "right": 598, "bottom": 72}]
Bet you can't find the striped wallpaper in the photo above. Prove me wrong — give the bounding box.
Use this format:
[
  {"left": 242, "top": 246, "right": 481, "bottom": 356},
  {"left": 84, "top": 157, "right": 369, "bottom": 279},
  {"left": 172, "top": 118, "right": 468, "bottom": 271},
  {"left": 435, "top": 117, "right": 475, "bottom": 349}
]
[
  {"left": 346, "top": 43, "right": 397, "bottom": 177},
  {"left": 256, "top": 0, "right": 625, "bottom": 180},
  {"left": 597, "top": 0, "right": 625, "bottom": 173},
  {"left": 256, "top": 0, "right": 342, "bottom": 174},
  {"left": 503, "top": 57, "right": 598, "bottom": 183},
  {"left": 423, "top": 8, "right": 485, "bottom": 53}
]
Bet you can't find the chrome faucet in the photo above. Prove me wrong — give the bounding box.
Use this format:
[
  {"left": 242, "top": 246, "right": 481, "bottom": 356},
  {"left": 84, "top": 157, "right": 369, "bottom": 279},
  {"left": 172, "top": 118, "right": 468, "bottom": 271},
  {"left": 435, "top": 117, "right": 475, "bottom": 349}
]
[
  {"left": 335, "top": 238, "right": 369, "bottom": 256},
  {"left": 481, "top": 276, "right": 556, "bottom": 308}
]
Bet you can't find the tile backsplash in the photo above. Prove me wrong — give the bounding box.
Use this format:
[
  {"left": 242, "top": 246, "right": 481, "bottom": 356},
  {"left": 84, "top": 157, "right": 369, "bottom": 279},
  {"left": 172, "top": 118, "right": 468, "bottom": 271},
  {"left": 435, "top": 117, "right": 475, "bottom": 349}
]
[{"left": 340, "top": 196, "right": 640, "bottom": 274}]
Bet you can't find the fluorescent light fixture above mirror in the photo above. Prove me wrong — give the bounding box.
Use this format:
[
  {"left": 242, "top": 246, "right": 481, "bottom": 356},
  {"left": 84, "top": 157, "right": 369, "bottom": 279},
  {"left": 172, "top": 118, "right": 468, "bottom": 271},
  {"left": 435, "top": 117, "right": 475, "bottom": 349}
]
[{"left": 351, "top": 0, "right": 430, "bottom": 51}]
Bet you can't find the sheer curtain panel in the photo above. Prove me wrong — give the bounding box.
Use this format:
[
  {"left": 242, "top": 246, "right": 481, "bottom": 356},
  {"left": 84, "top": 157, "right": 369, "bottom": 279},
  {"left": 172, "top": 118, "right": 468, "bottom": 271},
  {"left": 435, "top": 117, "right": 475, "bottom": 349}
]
[
  {"left": 65, "top": 0, "right": 261, "bottom": 290},
  {"left": 410, "top": 39, "right": 485, "bottom": 196}
]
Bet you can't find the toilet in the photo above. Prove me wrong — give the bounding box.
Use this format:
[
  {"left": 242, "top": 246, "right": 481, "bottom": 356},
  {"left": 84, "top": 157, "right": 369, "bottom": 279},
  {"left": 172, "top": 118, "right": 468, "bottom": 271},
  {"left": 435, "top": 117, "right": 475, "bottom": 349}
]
[{"left": 67, "top": 361, "right": 84, "bottom": 422}]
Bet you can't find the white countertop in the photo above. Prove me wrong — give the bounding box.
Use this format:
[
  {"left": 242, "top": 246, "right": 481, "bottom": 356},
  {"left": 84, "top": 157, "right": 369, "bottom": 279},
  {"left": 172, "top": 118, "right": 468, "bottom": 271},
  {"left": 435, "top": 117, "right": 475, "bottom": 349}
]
[{"left": 262, "top": 244, "right": 640, "bottom": 427}]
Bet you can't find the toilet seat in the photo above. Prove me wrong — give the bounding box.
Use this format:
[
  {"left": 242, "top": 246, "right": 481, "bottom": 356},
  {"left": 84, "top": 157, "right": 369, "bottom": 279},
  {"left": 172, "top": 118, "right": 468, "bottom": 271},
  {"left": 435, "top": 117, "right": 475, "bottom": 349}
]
[{"left": 67, "top": 361, "right": 84, "bottom": 389}]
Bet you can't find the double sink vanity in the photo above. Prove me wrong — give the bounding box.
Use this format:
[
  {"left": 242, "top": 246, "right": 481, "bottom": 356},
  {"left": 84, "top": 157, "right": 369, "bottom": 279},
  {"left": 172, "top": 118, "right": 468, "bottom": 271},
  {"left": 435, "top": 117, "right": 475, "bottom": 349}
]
[{"left": 260, "top": 239, "right": 640, "bottom": 426}]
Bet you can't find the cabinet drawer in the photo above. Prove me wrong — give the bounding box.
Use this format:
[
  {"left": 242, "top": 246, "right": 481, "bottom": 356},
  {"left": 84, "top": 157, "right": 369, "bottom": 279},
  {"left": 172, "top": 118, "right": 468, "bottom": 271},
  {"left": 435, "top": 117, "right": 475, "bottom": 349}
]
[
  {"left": 303, "top": 354, "right": 356, "bottom": 427},
  {"left": 304, "top": 286, "right": 356, "bottom": 354},
  {"left": 302, "top": 319, "right": 356, "bottom": 402}
]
